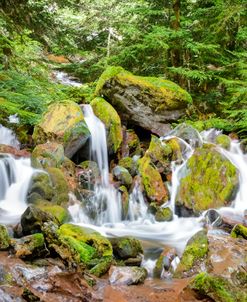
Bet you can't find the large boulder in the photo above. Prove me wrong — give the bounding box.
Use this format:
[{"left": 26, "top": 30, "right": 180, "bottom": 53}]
[
  {"left": 32, "top": 101, "right": 90, "bottom": 158},
  {"left": 95, "top": 66, "right": 192, "bottom": 136},
  {"left": 90, "top": 97, "right": 122, "bottom": 153},
  {"left": 176, "top": 144, "right": 239, "bottom": 216}
]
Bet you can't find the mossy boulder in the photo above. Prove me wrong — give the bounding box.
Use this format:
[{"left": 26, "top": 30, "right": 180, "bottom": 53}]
[
  {"left": 138, "top": 156, "right": 168, "bottom": 205},
  {"left": 119, "top": 185, "right": 129, "bottom": 219},
  {"left": 27, "top": 172, "right": 53, "bottom": 204},
  {"left": 216, "top": 134, "right": 231, "bottom": 150},
  {"left": 42, "top": 223, "right": 113, "bottom": 276},
  {"left": 95, "top": 66, "right": 192, "bottom": 135},
  {"left": 153, "top": 247, "right": 177, "bottom": 278},
  {"left": 121, "top": 129, "right": 142, "bottom": 157},
  {"left": 110, "top": 237, "right": 143, "bottom": 260},
  {"left": 77, "top": 160, "right": 99, "bottom": 189},
  {"left": 35, "top": 200, "right": 70, "bottom": 224},
  {"left": 31, "top": 142, "right": 65, "bottom": 169},
  {"left": 166, "top": 137, "right": 183, "bottom": 162},
  {"left": 231, "top": 224, "right": 247, "bottom": 240},
  {"left": 0, "top": 225, "right": 10, "bottom": 250},
  {"left": 32, "top": 101, "right": 90, "bottom": 158},
  {"left": 176, "top": 144, "right": 239, "bottom": 215},
  {"left": 189, "top": 272, "right": 247, "bottom": 302},
  {"left": 118, "top": 157, "right": 137, "bottom": 176},
  {"left": 155, "top": 206, "right": 173, "bottom": 222},
  {"left": 12, "top": 233, "right": 47, "bottom": 259},
  {"left": 90, "top": 97, "right": 122, "bottom": 153},
  {"left": 174, "top": 230, "right": 208, "bottom": 278},
  {"left": 112, "top": 165, "right": 132, "bottom": 187}
]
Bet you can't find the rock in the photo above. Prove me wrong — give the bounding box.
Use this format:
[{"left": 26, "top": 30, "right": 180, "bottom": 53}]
[
  {"left": 110, "top": 237, "right": 143, "bottom": 260},
  {"left": 95, "top": 66, "right": 192, "bottom": 136},
  {"left": 166, "top": 137, "right": 183, "bottom": 162},
  {"left": 176, "top": 144, "right": 239, "bottom": 215},
  {"left": 121, "top": 128, "right": 142, "bottom": 157},
  {"left": 77, "top": 160, "right": 99, "bottom": 189},
  {"left": 138, "top": 156, "right": 168, "bottom": 205},
  {"left": 90, "top": 97, "right": 123, "bottom": 153},
  {"left": 21, "top": 205, "right": 59, "bottom": 235},
  {"left": 119, "top": 185, "right": 129, "bottom": 219},
  {"left": 42, "top": 222, "right": 113, "bottom": 276},
  {"left": 32, "top": 101, "right": 90, "bottom": 158},
  {"left": 0, "top": 144, "right": 30, "bottom": 157},
  {"left": 12, "top": 233, "right": 47, "bottom": 259},
  {"left": 231, "top": 224, "right": 247, "bottom": 239},
  {"left": 0, "top": 225, "right": 10, "bottom": 250},
  {"left": 27, "top": 172, "right": 53, "bottom": 204},
  {"left": 109, "top": 266, "right": 147, "bottom": 285},
  {"left": 118, "top": 157, "right": 137, "bottom": 177},
  {"left": 112, "top": 165, "right": 132, "bottom": 187},
  {"left": 60, "top": 157, "right": 77, "bottom": 192},
  {"left": 153, "top": 247, "right": 177, "bottom": 278},
  {"left": 31, "top": 142, "right": 65, "bottom": 169},
  {"left": 174, "top": 230, "right": 208, "bottom": 278},
  {"left": 215, "top": 134, "right": 231, "bottom": 150},
  {"left": 155, "top": 206, "right": 173, "bottom": 222},
  {"left": 188, "top": 272, "right": 247, "bottom": 302}
]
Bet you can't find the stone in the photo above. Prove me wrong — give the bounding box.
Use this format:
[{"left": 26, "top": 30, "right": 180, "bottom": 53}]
[
  {"left": 153, "top": 247, "right": 177, "bottom": 278},
  {"left": 0, "top": 225, "right": 10, "bottom": 250},
  {"left": 77, "top": 160, "right": 99, "bottom": 189},
  {"left": 118, "top": 156, "right": 137, "bottom": 176},
  {"left": 110, "top": 237, "right": 143, "bottom": 260},
  {"left": 215, "top": 134, "right": 231, "bottom": 150},
  {"left": 109, "top": 266, "right": 147, "bottom": 285},
  {"left": 32, "top": 101, "right": 90, "bottom": 158},
  {"left": 155, "top": 206, "right": 173, "bottom": 222},
  {"left": 112, "top": 165, "right": 133, "bottom": 187},
  {"left": 27, "top": 172, "right": 53, "bottom": 204},
  {"left": 90, "top": 97, "right": 123, "bottom": 153},
  {"left": 176, "top": 144, "right": 239, "bottom": 215},
  {"left": 95, "top": 66, "right": 192, "bottom": 136},
  {"left": 231, "top": 224, "right": 247, "bottom": 240}
]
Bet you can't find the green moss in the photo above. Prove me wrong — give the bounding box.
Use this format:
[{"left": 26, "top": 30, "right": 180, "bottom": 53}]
[
  {"left": 89, "top": 256, "right": 112, "bottom": 277},
  {"left": 27, "top": 172, "right": 53, "bottom": 203},
  {"left": 176, "top": 144, "right": 239, "bottom": 214},
  {"left": 118, "top": 157, "right": 137, "bottom": 176},
  {"left": 112, "top": 165, "right": 132, "bottom": 187},
  {"left": 119, "top": 185, "right": 129, "bottom": 218},
  {"left": 138, "top": 156, "right": 168, "bottom": 204},
  {"left": 90, "top": 97, "right": 122, "bottom": 153},
  {"left": 215, "top": 134, "right": 231, "bottom": 150},
  {"left": 174, "top": 230, "right": 208, "bottom": 278},
  {"left": 231, "top": 224, "right": 247, "bottom": 240},
  {"left": 110, "top": 237, "right": 143, "bottom": 260},
  {"left": 0, "top": 225, "right": 10, "bottom": 250},
  {"left": 155, "top": 207, "right": 173, "bottom": 222},
  {"left": 166, "top": 137, "right": 182, "bottom": 161},
  {"left": 35, "top": 201, "right": 70, "bottom": 224},
  {"left": 191, "top": 273, "right": 243, "bottom": 302}
]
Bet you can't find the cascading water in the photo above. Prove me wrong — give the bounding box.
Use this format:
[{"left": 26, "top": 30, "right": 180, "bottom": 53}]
[
  {"left": 0, "top": 125, "right": 36, "bottom": 224},
  {"left": 82, "top": 105, "right": 122, "bottom": 224}
]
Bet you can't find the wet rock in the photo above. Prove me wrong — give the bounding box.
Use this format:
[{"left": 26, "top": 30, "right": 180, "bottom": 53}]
[
  {"left": 110, "top": 237, "right": 143, "bottom": 261},
  {"left": 215, "top": 134, "right": 231, "bottom": 150},
  {"left": 21, "top": 205, "right": 58, "bottom": 235},
  {"left": 118, "top": 156, "right": 137, "bottom": 177},
  {"left": 174, "top": 230, "right": 208, "bottom": 278},
  {"left": 90, "top": 97, "right": 123, "bottom": 153},
  {"left": 112, "top": 165, "right": 132, "bottom": 187},
  {"left": 154, "top": 206, "right": 173, "bottom": 222},
  {"left": 153, "top": 247, "right": 177, "bottom": 278},
  {"left": 138, "top": 156, "right": 168, "bottom": 205},
  {"left": 0, "top": 144, "right": 30, "bottom": 157},
  {"left": 27, "top": 172, "right": 53, "bottom": 204},
  {"left": 176, "top": 144, "right": 239, "bottom": 215},
  {"left": 95, "top": 66, "right": 192, "bottom": 136},
  {"left": 35, "top": 200, "right": 70, "bottom": 224},
  {"left": 119, "top": 185, "right": 129, "bottom": 219},
  {"left": 231, "top": 224, "right": 247, "bottom": 239},
  {"left": 188, "top": 272, "right": 247, "bottom": 302},
  {"left": 12, "top": 233, "right": 48, "bottom": 259},
  {"left": 166, "top": 137, "right": 183, "bottom": 162},
  {"left": 0, "top": 225, "right": 10, "bottom": 250},
  {"left": 77, "top": 161, "right": 99, "bottom": 190},
  {"left": 31, "top": 142, "right": 65, "bottom": 169},
  {"left": 0, "top": 288, "right": 25, "bottom": 302},
  {"left": 32, "top": 101, "right": 90, "bottom": 158},
  {"left": 109, "top": 266, "right": 147, "bottom": 285},
  {"left": 121, "top": 128, "right": 142, "bottom": 157}
]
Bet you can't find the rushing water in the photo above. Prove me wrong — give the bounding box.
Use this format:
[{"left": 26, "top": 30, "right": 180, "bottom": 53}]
[
  {"left": 0, "top": 124, "right": 20, "bottom": 149},
  {"left": 53, "top": 71, "right": 82, "bottom": 87}
]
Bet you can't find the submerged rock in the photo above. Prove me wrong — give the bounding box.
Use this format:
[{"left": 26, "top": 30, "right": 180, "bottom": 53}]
[
  {"left": 109, "top": 266, "right": 147, "bottom": 285},
  {"left": 176, "top": 144, "right": 239, "bottom": 215},
  {"left": 32, "top": 101, "right": 90, "bottom": 158},
  {"left": 95, "top": 66, "right": 192, "bottom": 136},
  {"left": 90, "top": 97, "right": 123, "bottom": 153}
]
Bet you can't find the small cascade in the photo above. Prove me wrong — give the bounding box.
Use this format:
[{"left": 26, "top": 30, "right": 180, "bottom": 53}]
[
  {"left": 0, "top": 124, "right": 20, "bottom": 149},
  {"left": 82, "top": 105, "right": 122, "bottom": 224},
  {"left": 53, "top": 71, "right": 82, "bottom": 87}
]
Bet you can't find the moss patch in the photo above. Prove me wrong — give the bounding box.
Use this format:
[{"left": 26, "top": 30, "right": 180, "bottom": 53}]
[{"left": 231, "top": 224, "right": 247, "bottom": 240}]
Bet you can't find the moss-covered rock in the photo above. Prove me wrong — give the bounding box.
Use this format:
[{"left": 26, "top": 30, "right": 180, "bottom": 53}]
[
  {"left": 215, "top": 134, "right": 231, "bottom": 150},
  {"left": 153, "top": 247, "right": 177, "bottom": 278},
  {"left": 138, "top": 156, "right": 168, "bottom": 205},
  {"left": 32, "top": 101, "right": 90, "bottom": 158},
  {"left": 45, "top": 167, "right": 69, "bottom": 205},
  {"left": 155, "top": 206, "right": 173, "bottom": 222},
  {"left": 95, "top": 66, "right": 192, "bottom": 135},
  {"left": 35, "top": 200, "right": 70, "bottom": 224},
  {"left": 27, "top": 172, "right": 53, "bottom": 204},
  {"left": 90, "top": 97, "right": 122, "bottom": 153},
  {"left": 190, "top": 272, "right": 247, "bottom": 302},
  {"left": 166, "top": 137, "right": 183, "bottom": 162},
  {"left": 119, "top": 185, "right": 129, "bottom": 219},
  {"left": 0, "top": 225, "right": 10, "bottom": 250},
  {"left": 122, "top": 129, "right": 142, "bottom": 157},
  {"left": 12, "top": 233, "right": 47, "bottom": 259},
  {"left": 110, "top": 237, "right": 143, "bottom": 260},
  {"left": 174, "top": 230, "right": 208, "bottom": 278},
  {"left": 31, "top": 142, "right": 65, "bottom": 169},
  {"left": 112, "top": 165, "right": 132, "bottom": 187},
  {"left": 118, "top": 157, "right": 137, "bottom": 177},
  {"left": 77, "top": 160, "right": 99, "bottom": 189},
  {"left": 231, "top": 224, "right": 247, "bottom": 240},
  {"left": 176, "top": 144, "right": 239, "bottom": 215}
]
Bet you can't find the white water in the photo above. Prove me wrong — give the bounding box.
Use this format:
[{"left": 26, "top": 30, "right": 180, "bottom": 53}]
[
  {"left": 54, "top": 71, "right": 82, "bottom": 87},
  {"left": 0, "top": 124, "right": 20, "bottom": 149}
]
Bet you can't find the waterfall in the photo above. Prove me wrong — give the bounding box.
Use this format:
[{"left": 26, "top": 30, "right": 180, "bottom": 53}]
[
  {"left": 0, "top": 124, "right": 20, "bottom": 149},
  {"left": 81, "top": 105, "right": 122, "bottom": 225}
]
